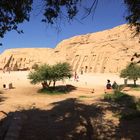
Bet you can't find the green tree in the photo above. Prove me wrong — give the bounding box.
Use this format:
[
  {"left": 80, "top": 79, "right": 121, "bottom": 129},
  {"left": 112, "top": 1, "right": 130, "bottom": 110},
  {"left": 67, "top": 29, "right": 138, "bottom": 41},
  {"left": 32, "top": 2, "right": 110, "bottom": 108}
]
[
  {"left": 120, "top": 63, "right": 140, "bottom": 86},
  {"left": 0, "top": 0, "right": 33, "bottom": 38},
  {"left": 0, "top": 0, "right": 140, "bottom": 39},
  {"left": 28, "top": 64, "right": 52, "bottom": 88},
  {"left": 51, "top": 62, "right": 72, "bottom": 87},
  {"left": 28, "top": 62, "right": 72, "bottom": 88},
  {"left": 124, "top": 0, "right": 140, "bottom": 35}
]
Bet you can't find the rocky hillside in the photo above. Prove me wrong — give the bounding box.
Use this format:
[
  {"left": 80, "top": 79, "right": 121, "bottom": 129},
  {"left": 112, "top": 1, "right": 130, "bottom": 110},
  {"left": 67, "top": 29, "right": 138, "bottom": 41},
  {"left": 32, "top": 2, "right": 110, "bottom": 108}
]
[{"left": 0, "top": 24, "right": 139, "bottom": 73}]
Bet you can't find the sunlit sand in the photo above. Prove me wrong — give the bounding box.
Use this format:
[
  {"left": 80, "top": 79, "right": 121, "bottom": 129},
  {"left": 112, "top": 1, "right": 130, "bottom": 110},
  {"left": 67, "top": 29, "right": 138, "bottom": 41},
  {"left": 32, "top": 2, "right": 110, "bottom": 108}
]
[{"left": 0, "top": 71, "right": 140, "bottom": 112}]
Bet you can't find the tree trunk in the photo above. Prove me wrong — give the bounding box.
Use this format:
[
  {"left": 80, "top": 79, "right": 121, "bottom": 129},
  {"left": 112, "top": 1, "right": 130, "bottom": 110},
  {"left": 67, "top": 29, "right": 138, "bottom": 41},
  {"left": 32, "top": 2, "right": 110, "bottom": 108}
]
[
  {"left": 41, "top": 82, "right": 46, "bottom": 89},
  {"left": 41, "top": 81, "right": 49, "bottom": 89},
  {"left": 124, "top": 79, "right": 127, "bottom": 85},
  {"left": 53, "top": 80, "right": 56, "bottom": 88},
  {"left": 134, "top": 79, "right": 137, "bottom": 87},
  {"left": 48, "top": 80, "right": 51, "bottom": 86}
]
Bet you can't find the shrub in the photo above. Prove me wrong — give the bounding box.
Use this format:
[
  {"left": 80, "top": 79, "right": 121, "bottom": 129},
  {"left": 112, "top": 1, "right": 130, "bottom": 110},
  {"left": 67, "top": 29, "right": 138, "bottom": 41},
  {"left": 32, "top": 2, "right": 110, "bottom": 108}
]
[
  {"left": 104, "top": 91, "right": 130, "bottom": 102},
  {"left": 104, "top": 91, "right": 140, "bottom": 120}
]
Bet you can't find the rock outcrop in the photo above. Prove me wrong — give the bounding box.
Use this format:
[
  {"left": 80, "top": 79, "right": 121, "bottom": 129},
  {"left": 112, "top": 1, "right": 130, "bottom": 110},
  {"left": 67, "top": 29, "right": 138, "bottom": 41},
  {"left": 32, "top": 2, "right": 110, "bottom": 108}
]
[{"left": 0, "top": 24, "right": 139, "bottom": 73}]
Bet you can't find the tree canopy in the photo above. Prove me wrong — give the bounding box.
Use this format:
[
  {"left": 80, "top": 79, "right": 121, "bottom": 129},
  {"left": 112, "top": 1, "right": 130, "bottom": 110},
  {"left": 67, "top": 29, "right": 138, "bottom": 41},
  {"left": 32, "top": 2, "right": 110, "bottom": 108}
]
[
  {"left": 0, "top": 0, "right": 33, "bottom": 38},
  {"left": 28, "top": 62, "right": 72, "bottom": 88},
  {"left": 0, "top": 0, "right": 140, "bottom": 38},
  {"left": 120, "top": 63, "right": 140, "bottom": 86},
  {"left": 124, "top": 0, "right": 140, "bottom": 35}
]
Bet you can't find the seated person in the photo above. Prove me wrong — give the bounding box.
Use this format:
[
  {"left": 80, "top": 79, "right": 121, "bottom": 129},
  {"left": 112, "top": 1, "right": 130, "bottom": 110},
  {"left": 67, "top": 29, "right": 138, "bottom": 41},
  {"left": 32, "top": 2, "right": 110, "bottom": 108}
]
[
  {"left": 112, "top": 81, "right": 118, "bottom": 89},
  {"left": 106, "top": 80, "right": 112, "bottom": 89}
]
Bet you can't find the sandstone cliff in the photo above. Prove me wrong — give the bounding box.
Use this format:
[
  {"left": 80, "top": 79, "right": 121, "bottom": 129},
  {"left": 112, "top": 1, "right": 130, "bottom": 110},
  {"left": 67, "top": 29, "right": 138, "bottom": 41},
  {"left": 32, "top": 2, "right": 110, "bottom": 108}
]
[{"left": 0, "top": 24, "right": 139, "bottom": 73}]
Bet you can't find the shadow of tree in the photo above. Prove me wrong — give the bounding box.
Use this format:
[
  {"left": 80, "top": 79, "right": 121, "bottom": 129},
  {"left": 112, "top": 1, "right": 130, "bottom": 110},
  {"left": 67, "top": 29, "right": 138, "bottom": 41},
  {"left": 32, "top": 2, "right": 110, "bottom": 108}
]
[
  {"left": 118, "top": 117, "right": 140, "bottom": 140},
  {"left": 1, "top": 97, "right": 140, "bottom": 140},
  {"left": 0, "top": 98, "right": 117, "bottom": 140},
  {"left": 103, "top": 94, "right": 140, "bottom": 140},
  {"left": 38, "top": 85, "right": 77, "bottom": 94},
  {"left": 0, "top": 95, "right": 7, "bottom": 104},
  {"left": 121, "top": 84, "right": 140, "bottom": 88}
]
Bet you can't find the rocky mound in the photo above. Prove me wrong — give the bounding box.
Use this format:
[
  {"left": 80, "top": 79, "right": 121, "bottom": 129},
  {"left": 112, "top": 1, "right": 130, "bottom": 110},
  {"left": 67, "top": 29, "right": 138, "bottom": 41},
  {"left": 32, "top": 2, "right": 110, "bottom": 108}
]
[{"left": 0, "top": 24, "right": 139, "bottom": 73}]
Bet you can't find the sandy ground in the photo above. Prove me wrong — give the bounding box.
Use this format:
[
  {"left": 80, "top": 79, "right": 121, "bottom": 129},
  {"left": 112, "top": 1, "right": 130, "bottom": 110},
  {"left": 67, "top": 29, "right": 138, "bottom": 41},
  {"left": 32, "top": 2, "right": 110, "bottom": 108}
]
[
  {"left": 0, "top": 71, "right": 103, "bottom": 112},
  {"left": 1, "top": 71, "right": 140, "bottom": 89},
  {"left": 0, "top": 71, "right": 140, "bottom": 140},
  {"left": 0, "top": 71, "right": 140, "bottom": 113}
]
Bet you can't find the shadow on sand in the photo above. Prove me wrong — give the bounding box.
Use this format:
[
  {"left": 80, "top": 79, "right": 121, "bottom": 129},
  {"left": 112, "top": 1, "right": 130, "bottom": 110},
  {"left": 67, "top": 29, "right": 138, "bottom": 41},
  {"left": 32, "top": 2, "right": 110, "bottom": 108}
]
[
  {"left": 0, "top": 94, "right": 7, "bottom": 105},
  {"left": 38, "top": 85, "right": 77, "bottom": 94},
  {"left": 103, "top": 93, "right": 140, "bottom": 140},
  {"left": 0, "top": 98, "right": 140, "bottom": 140}
]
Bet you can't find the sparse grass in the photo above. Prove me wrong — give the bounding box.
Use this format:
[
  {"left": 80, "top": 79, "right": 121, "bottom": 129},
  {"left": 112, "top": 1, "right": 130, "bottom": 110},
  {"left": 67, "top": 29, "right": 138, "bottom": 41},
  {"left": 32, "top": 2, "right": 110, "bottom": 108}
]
[
  {"left": 104, "top": 90, "right": 140, "bottom": 120},
  {"left": 126, "top": 84, "right": 140, "bottom": 91},
  {"left": 120, "top": 84, "right": 140, "bottom": 91},
  {"left": 104, "top": 91, "right": 130, "bottom": 102},
  {"left": 38, "top": 88, "right": 67, "bottom": 95},
  {"left": 79, "top": 95, "right": 93, "bottom": 99},
  {"left": 132, "top": 87, "right": 140, "bottom": 91},
  {"left": 38, "top": 85, "right": 76, "bottom": 95},
  {"left": 126, "top": 84, "right": 140, "bottom": 88}
]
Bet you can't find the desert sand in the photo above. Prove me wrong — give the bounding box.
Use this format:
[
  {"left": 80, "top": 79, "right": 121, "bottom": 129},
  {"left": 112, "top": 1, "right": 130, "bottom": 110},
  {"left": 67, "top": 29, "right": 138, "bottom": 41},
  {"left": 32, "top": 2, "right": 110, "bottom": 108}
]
[
  {"left": 0, "top": 71, "right": 140, "bottom": 140},
  {"left": 0, "top": 71, "right": 140, "bottom": 113}
]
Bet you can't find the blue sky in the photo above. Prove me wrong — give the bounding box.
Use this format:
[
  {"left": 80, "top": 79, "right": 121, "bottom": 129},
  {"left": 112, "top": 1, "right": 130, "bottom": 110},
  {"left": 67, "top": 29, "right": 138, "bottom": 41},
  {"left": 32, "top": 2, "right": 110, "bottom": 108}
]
[{"left": 0, "top": 0, "right": 127, "bottom": 53}]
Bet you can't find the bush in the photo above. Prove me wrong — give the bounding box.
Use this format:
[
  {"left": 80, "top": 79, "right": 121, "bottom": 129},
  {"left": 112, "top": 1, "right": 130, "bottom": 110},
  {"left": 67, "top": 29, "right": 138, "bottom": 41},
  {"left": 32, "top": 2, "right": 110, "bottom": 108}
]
[
  {"left": 104, "top": 91, "right": 140, "bottom": 120},
  {"left": 104, "top": 91, "right": 130, "bottom": 102}
]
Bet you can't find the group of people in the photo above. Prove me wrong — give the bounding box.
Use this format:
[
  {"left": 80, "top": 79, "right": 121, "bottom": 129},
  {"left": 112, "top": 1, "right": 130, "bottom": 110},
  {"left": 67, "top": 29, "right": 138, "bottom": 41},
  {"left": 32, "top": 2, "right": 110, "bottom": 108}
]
[{"left": 106, "top": 79, "right": 118, "bottom": 90}]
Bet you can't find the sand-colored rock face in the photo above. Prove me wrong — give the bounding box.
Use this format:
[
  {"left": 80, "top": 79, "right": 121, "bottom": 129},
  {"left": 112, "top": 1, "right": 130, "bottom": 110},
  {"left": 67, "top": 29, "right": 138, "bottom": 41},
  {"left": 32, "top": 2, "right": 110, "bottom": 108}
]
[
  {"left": 0, "top": 48, "right": 65, "bottom": 71},
  {"left": 0, "top": 24, "right": 139, "bottom": 73}
]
